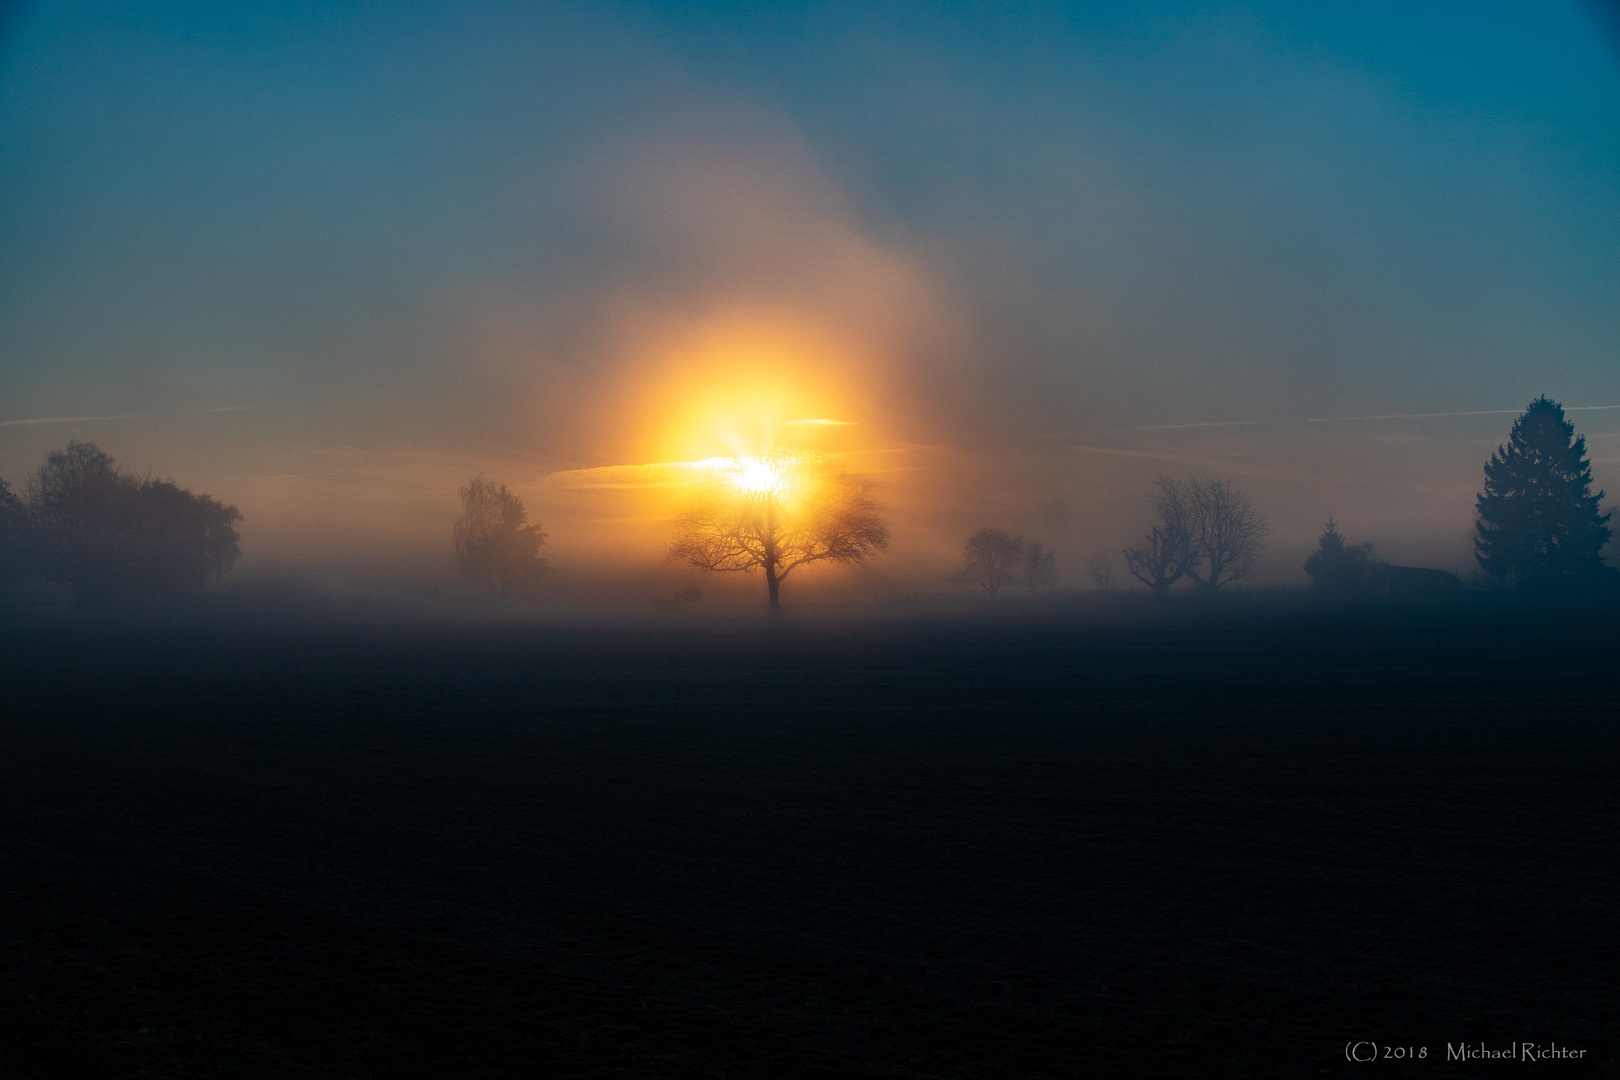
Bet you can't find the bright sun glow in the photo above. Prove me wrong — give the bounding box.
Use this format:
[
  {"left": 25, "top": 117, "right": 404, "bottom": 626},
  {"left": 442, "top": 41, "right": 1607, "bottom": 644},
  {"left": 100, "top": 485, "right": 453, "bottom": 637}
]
[
  {"left": 733, "top": 457, "right": 785, "bottom": 495},
  {"left": 611, "top": 313, "right": 871, "bottom": 464},
  {"left": 686, "top": 453, "right": 814, "bottom": 501}
]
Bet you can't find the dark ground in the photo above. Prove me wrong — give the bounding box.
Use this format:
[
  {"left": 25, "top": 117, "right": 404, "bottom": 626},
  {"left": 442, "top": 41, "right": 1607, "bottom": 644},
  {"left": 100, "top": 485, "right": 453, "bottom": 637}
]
[{"left": 1, "top": 600, "right": 1616, "bottom": 1078}]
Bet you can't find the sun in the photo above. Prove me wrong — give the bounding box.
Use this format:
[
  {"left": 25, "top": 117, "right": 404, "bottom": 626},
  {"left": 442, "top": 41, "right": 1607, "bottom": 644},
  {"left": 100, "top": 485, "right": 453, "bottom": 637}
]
[
  {"left": 611, "top": 311, "right": 871, "bottom": 464},
  {"left": 692, "top": 451, "right": 819, "bottom": 502},
  {"left": 732, "top": 456, "right": 785, "bottom": 496}
]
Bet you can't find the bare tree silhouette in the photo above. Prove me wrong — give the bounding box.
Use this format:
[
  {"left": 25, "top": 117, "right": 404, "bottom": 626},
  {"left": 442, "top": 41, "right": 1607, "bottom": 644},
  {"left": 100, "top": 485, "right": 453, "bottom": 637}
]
[
  {"left": 1183, "top": 476, "right": 1269, "bottom": 591},
  {"left": 1124, "top": 477, "right": 1196, "bottom": 596},
  {"left": 453, "top": 476, "right": 552, "bottom": 598},
  {"left": 1086, "top": 552, "right": 1116, "bottom": 591},
  {"left": 669, "top": 452, "right": 887, "bottom": 612},
  {"left": 1021, "top": 540, "right": 1057, "bottom": 593},
  {"left": 959, "top": 528, "right": 1023, "bottom": 594}
]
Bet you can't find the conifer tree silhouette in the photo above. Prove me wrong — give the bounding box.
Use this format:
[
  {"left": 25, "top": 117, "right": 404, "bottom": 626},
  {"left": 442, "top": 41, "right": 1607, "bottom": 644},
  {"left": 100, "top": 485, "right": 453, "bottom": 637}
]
[
  {"left": 1303, "top": 517, "right": 1384, "bottom": 596},
  {"left": 1475, "top": 397, "right": 1611, "bottom": 587}
]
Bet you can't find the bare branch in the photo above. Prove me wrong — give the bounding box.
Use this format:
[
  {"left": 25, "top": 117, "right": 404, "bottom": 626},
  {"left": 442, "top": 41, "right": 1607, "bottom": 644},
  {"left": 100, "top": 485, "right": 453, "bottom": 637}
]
[
  {"left": 958, "top": 528, "right": 1023, "bottom": 594},
  {"left": 668, "top": 454, "right": 888, "bottom": 610},
  {"left": 1182, "top": 476, "right": 1269, "bottom": 591},
  {"left": 1021, "top": 541, "right": 1057, "bottom": 593},
  {"left": 1124, "top": 476, "right": 1196, "bottom": 596}
]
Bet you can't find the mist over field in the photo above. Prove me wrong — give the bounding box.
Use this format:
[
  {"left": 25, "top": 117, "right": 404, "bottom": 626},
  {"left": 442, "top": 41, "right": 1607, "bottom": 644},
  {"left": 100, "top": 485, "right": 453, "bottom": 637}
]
[{"left": 3, "top": 1, "right": 1618, "bottom": 607}]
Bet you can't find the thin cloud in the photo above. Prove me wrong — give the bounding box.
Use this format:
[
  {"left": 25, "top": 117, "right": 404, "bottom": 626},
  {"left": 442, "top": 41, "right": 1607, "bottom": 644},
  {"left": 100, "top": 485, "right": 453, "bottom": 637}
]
[
  {"left": 1128, "top": 404, "right": 1620, "bottom": 434},
  {"left": 0, "top": 405, "right": 254, "bottom": 428},
  {"left": 543, "top": 461, "right": 718, "bottom": 490},
  {"left": 1063, "top": 444, "right": 1282, "bottom": 477},
  {"left": 0, "top": 412, "right": 151, "bottom": 428}
]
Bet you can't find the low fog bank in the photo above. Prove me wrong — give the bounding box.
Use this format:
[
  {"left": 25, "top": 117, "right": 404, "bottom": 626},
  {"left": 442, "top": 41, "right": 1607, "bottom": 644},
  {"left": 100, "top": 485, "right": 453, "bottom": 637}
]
[
  {"left": 4, "top": 573, "right": 1615, "bottom": 636},
  {"left": 3, "top": 395, "right": 1614, "bottom": 623}
]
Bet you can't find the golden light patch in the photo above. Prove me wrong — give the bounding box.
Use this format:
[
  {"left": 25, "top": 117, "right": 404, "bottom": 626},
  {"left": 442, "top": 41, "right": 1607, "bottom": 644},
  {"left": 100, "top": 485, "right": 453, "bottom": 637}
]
[
  {"left": 609, "top": 310, "right": 871, "bottom": 464},
  {"left": 730, "top": 456, "right": 785, "bottom": 495}
]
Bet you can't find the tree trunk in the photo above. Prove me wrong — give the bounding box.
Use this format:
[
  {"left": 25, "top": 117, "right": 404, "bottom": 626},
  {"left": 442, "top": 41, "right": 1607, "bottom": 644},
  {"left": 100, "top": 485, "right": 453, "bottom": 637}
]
[{"left": 763, "top": 501, "right": 781, "bottom": 612}]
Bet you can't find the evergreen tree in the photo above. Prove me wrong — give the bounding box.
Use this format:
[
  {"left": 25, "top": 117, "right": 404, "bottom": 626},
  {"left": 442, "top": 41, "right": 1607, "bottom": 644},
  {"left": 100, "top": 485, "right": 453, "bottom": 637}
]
[
  {"left": 1303, "top": 517, "right": 1383, "bottom": 596},
  {"left": 1475, "top": 397, "right": 1611, "bottom": 587}
]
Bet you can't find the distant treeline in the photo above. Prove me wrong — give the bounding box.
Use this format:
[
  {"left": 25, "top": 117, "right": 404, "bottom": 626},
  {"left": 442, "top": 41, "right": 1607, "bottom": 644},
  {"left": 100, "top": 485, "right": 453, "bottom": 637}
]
[
  {"left": 1304, "top": 397, "right": 1614, "bottom": 596},
  {"left": 960, "top": 396, "right": 1614, "bottom": 600},
  {"left": 0, "top": 441, "right": 241, "bottom": 606}
]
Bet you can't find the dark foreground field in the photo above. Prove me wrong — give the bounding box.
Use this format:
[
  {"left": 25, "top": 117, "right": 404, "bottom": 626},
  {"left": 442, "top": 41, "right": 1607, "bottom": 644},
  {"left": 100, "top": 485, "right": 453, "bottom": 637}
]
[{"left": 2, "top": 602, "right": 1616, "bottom": 1078}]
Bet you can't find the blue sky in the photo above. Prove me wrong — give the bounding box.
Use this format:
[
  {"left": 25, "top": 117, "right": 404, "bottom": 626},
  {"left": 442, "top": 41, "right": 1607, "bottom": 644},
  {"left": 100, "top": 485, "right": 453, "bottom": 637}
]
[{"left": 2, "top": 1, "right": 1616, "bottom": 585}]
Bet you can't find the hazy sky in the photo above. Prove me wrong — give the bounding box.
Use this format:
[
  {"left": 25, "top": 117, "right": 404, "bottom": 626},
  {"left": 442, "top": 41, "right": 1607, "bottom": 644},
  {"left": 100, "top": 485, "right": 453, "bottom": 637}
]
[{"left": 2, "top": 1, "right": 1617, "bottom": 595}]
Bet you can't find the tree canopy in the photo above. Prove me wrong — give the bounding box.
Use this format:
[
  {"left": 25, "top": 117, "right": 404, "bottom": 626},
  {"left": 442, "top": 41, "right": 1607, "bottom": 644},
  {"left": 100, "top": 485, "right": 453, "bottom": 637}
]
[
  {"left": 1086, "top": 552, "right": 1116, "bottom": 591},
  {"left": 21, "top": 441, "right": 241, "bottom": 602},
  {"left": 1126, "top": 475, "right": 1267, "bottom": 594},
  {"left": 1182, "top": 476, "right": 1268, "bottom": 591},
  {"left": 1123, "top": 477, "right": 1197, "bottom": 595},
  {"left": 0, "top": 478, "right": 28, "bottom": 584},
  {"left": 959, "top": 528, "right": 1023, "bottom": 594},
  {"left": 1475, "top": 397, "right": 1611, "bottom": 587},
  {"left": 669, "top": 452, "right": 887, "bottom": 611},
  {"left": 958, "top": 529, "right": 1056, "bottom": 594},
  {"left": 452, "top": 476, "right": 552, "bottom": 598},
  {"left": 1021, "top": 540, "right": 1057, "bottom": 593}
]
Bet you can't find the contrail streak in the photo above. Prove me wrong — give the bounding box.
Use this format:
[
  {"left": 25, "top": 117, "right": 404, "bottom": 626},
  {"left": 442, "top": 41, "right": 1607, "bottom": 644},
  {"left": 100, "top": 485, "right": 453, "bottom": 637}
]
[
  {"left": 1134, "top": 404, "right": 1620, "bottom": 433},
  {"left": 0, "top": 405, "right": 253, "bottom": 428},
  {"left": 0, "top": 412, "right": 150, "bottom": 427},
  {"left": 1063, "top": 444, "right": 1281, "bottom": 476}
]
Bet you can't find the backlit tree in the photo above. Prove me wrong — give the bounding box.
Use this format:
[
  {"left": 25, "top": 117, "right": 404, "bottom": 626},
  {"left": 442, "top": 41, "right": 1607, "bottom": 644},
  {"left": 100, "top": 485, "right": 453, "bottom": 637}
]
[{"left": 669, "top": 451, "right": 888, "bottom": 612}]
